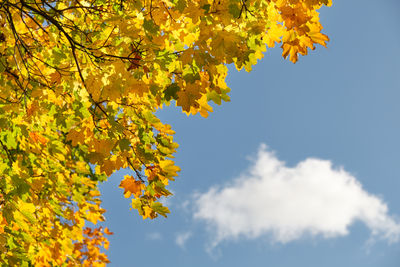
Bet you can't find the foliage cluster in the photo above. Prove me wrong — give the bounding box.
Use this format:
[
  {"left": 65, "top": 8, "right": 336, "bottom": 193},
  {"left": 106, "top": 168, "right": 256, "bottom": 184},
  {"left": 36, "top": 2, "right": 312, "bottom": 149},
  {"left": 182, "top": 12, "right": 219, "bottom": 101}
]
[{"left": 0, "top": 0, "right": 331, "bottom": 265}]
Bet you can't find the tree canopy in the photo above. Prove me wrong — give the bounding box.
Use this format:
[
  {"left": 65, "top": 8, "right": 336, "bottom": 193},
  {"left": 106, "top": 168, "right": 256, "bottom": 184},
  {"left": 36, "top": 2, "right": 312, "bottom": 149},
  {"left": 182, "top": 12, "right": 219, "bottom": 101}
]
[{"left": 0, "top": 0, "right": 331, "bottom": 265}]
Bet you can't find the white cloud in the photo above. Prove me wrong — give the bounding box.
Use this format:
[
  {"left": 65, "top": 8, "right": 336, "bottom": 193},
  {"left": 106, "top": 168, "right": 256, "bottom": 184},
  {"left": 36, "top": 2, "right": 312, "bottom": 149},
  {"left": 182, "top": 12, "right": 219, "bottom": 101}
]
[
  {"left": 159, "top": 193, "right": 173, "bottom": 207},
  {"left": 175, "top": 231, "right": 192, "bottom": 249},
  {"left": 194, "top": 144, "right": 400, "bottom": 248},
  {"left": 146, "top": 232, "right": 162, "bottom": 241}
]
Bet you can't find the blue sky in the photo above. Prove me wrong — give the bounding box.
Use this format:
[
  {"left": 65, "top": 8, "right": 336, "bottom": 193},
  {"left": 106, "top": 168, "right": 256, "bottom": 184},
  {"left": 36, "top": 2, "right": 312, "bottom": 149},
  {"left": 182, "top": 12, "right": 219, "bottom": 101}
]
[{"left": 100, "top": 1, "right": 400, "bottom": 266}]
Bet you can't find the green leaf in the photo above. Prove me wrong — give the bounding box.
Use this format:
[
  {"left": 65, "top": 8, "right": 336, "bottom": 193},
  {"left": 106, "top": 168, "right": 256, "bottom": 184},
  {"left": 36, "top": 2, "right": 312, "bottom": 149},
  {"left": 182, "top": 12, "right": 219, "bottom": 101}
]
[
  {"left": 207, "top": 90, "right": 222, "bottom": 105},
  {"left": 164, "top": 83, "right": 180, "bottom": 101},
  {"left": 20, "top": 210, "right": 35, "bottom": 224},
  {"left": 7, "top": 237, "right": 17, "bottom": 249},
  {"left": 202, "top": 4, "right": 211, "bottom": 13},
  {"left": 119, "top": 138, "right": 131, "bottom": 151},
  {"left": 183, "top": 73, "right": 200, "bottom": 84},
  {"left": 0, "top": 57, "right": 5, "bottom": 72},
  {"left": 151, "top": 202, "right": 170, "bottom": 217},
  {"left": 4, "top": 131, "right": 17, "bottom": 149},
  {"left": 175, "top": 0, "right": 186, "bottom": 12},
  {"left": 229, "top": 3, "right": 241, "bottom": 18},
  {"left": 150, "top": 84, "right": 160, "bottom": 95},
  {"left": 143, "top": 19, "right": 159, "bottom": 35}
]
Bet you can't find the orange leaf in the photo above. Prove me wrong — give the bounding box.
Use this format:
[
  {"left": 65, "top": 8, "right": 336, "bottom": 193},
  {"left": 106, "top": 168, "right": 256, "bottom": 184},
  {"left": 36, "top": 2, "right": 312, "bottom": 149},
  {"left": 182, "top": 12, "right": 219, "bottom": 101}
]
[
  {"left": 119, "top": 175, "right": 145, "bottom": 198},
  {"left": 29, "top": 131, "right": 48, "bottom": 145}
]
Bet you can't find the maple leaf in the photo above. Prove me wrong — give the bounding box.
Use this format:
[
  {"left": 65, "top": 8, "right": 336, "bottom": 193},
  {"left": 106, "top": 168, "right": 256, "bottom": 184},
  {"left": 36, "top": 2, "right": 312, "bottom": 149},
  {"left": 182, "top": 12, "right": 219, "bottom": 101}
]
[
  {"left": 29, "top": 132, "right": 48, "bottom": 146},
  {"left": 142, "top": 206, "right": 154, "bottom": 220},
  {"left": 66, "top": 129, "right": 85, "bottom": 146},
  {"left": 119, "top": 175, "right": 145, "bottom": 198}
]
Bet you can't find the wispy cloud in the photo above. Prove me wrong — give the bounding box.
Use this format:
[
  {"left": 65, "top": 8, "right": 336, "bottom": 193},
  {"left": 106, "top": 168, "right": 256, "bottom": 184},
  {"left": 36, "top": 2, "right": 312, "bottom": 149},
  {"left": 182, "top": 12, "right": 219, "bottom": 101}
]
[
  {"left": 194, "top": 144, "right": 400, "bottom": 248},
  {"left": 146, "top": 232, "right": 162, "bottom": 241},
  {"left": 159, "top": 190, "right": 174, "bottom": 207},
  {"left": 175, "top": 231, "right": 192, "bottom": 249}
]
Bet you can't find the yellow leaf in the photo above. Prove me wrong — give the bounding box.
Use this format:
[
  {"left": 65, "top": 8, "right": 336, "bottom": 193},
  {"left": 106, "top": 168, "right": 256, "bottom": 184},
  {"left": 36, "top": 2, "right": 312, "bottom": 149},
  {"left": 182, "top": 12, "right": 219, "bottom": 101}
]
[{"left": 142, "top": 206, "right": 154, "bottom": 220}]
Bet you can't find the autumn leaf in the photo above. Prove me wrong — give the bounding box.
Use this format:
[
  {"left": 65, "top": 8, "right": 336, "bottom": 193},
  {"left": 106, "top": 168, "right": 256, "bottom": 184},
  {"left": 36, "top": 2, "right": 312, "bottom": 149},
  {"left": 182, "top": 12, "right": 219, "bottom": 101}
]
[
  {"left": 119, "top": 175, "right": 145, "bottom": 198},
  {"left": 29, "top": 132, "right": 48, "bottom": 145}
]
